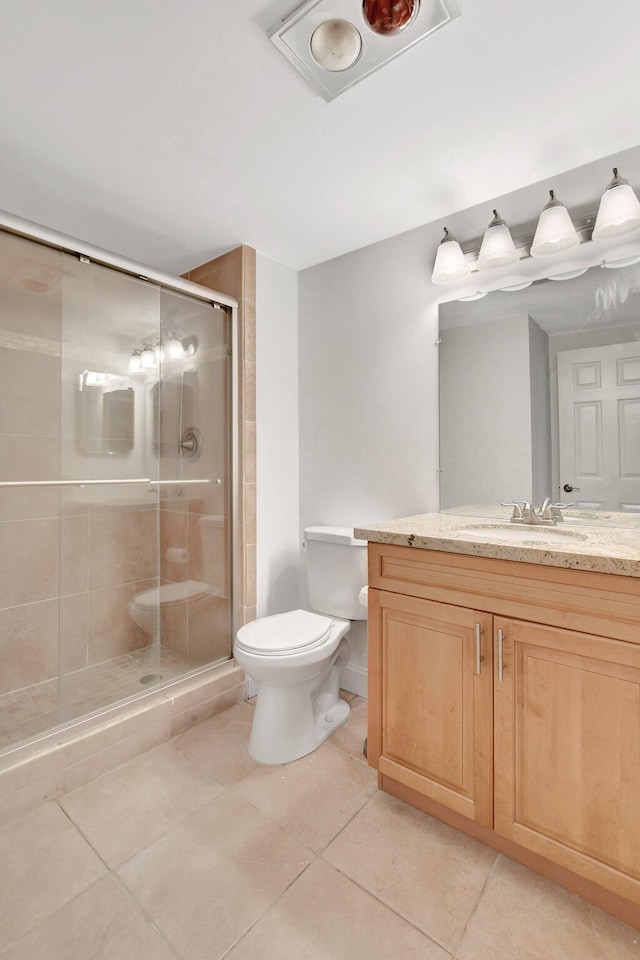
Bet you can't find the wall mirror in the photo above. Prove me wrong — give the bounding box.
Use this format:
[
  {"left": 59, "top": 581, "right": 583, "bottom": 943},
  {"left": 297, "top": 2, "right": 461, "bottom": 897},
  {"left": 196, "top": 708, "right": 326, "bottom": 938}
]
[
  {"left": 76, "top": 371, "right": 135, "bottom": 455},
  {"left": 438, "top": 260, "right": 640, "bottom": 521}
]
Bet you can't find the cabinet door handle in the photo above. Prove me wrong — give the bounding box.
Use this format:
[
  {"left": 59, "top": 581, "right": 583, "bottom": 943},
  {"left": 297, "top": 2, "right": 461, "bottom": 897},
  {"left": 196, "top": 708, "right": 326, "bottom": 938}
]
[
  {"left": 497, "top": 628, "right": 504, "bottom": 682},
  {"left": 474, "top": 623, "right": 484, "bottom": 675}
]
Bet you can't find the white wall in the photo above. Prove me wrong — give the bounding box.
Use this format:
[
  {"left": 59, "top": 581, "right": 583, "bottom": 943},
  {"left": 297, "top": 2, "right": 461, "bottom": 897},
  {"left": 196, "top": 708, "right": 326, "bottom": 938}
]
[{"left": 255, "top": 253, "right": 300, "bottom": 618}]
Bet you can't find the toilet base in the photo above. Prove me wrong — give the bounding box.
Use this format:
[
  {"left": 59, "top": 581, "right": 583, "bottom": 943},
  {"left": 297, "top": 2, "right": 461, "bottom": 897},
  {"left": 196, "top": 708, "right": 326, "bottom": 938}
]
[{"left": 246, "top": 637, "right": 351, "bottom": 765}]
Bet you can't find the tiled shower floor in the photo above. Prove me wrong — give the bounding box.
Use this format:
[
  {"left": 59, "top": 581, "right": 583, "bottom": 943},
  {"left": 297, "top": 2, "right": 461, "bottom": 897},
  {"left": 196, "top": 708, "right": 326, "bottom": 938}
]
[{"left": 0, "top": 647, "right": 191, "bottom": 751}]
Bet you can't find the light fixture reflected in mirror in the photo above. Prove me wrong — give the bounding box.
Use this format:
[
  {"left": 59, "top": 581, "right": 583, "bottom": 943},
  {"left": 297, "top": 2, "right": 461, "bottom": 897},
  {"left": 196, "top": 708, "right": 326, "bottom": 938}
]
[
  {"left": 477, "top": 210, "right": 519, "bottom": 269},
  {"left": 547, "top": 268, "right": 589, "bottom": 281},
  {"left": 592, "top": 168, "right": 640, "bottom": 242},
  {"left": 499, "top": 281, "right": 533, "bottom": 291},
  {"left": 128, "top": 349, "right": 142, "bottom": 374},
  {"left": 431, "top": 228, "right": 471, "bottom": 284},
  {"left": 140, "top": 344, "right": 156, "bottom": 369},
  {"left": 310, "top": 19, "right": 362, "bottom": 71},
  {"left": 530, "top": 190, "right": 580, "bottom": 257}
]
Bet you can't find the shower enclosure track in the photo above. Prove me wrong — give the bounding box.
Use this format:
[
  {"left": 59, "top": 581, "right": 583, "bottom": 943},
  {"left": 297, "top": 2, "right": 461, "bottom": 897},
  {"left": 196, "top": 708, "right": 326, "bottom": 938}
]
[{"left": 0, "top": 478, "right": 213, "bottom": 488}]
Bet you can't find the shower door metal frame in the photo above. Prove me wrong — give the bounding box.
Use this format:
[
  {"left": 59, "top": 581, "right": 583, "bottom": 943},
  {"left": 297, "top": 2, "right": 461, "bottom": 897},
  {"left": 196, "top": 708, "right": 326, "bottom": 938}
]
[{"left": 0, "top": 207, "right": 243, "bottom": 642}]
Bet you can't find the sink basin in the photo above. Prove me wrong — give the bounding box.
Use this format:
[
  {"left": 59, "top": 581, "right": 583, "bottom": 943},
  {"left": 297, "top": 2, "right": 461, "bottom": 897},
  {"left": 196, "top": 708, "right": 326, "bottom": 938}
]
[{"left": 456, "top": 524, "right": 588, "bottom": 544}]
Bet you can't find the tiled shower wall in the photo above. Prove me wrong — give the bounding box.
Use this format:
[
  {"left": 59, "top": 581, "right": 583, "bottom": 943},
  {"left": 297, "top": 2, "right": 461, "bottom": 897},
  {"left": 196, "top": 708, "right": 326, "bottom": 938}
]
[
  {"left": 0, "top": 235, "right": 159, "bottom": 697},
  {"left": 184, "top": 245, "right": 257, "bottom": 627}
]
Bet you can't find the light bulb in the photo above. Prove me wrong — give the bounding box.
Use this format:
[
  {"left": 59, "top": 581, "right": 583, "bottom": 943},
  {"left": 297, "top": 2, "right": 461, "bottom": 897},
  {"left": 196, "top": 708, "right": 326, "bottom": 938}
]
[
  {"left": 165, "top": 334, "right": 185, "bottom": 359},
  {"left": 592, "top": 167, "right": 640, "bottom": 242},
  {"left": 128, "top": 350, "right": 142, "bottom": 374},
  {"left": 530, "top": 190, "right": 580, "bottom": 257},
  {"left": 310, "top": 19, "right": 362, "bottom": 72},
  {"left": 141, "top": 344, "right": 156, "bottom": 369},
  {"left": 431, "top": 228, "right": 471, "bottom": 284},
  {"left": 477, "top": 210, "right": 519, "bottom": 269}
]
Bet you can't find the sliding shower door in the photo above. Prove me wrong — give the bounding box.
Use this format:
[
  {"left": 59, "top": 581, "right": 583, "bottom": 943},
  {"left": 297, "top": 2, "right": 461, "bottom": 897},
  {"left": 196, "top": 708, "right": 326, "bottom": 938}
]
[{"left": 0, "top": 227, "right": 233, "bottom": 749}]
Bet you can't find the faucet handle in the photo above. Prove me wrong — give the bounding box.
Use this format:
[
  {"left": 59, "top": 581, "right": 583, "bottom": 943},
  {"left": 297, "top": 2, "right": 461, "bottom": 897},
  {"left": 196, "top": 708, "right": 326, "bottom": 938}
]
[
  {"left": 500, "top": 500, "right": 526, "bottom": 519},
  {"left": 549, "top": 501, "right": 574, "bottom": 521}
]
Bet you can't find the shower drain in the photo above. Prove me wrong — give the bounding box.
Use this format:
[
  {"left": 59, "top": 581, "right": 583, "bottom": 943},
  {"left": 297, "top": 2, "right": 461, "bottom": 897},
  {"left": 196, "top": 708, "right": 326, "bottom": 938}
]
[{"left": 139, "top": 673, "right": 163, "bottom": 685}]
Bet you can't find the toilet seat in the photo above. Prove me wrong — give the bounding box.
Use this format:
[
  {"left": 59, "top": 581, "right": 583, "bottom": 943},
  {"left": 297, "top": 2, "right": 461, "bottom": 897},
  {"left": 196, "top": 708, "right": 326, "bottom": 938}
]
[
  {"left": 131, "top": 580, "right": 212, "bottom": 610},
  {"left": 235, "top": 609, "right": 334, "bottom": 657}
]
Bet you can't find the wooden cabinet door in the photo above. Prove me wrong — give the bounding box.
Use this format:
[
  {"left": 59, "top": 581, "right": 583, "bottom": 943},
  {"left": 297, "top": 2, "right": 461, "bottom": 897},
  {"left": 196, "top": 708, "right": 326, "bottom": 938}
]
[
  {"left": 494, "top": 617, "right": 640, "bottom": 905},
  {"left": 369, "top": 589, "right": 493, "bottom": 826}
]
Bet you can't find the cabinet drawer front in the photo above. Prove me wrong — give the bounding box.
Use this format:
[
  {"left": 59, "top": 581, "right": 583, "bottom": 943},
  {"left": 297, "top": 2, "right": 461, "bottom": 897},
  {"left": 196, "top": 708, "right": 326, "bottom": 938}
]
[
  {"left": 495, "top": 617, "right": 640, "bottom": 905},
  {"left": 369, "top": 590, "right": 493, "bottom": 826},
  {"left": 368, "top": 543, "right": 640, "bottom": 644}
]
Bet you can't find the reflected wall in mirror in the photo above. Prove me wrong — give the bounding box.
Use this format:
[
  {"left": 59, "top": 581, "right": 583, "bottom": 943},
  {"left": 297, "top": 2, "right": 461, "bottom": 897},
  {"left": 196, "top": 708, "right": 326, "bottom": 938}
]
[
  {"left": 77, "top": 372, "right": 135, "bottom": 455},
  {"left": 439, "top": 261, "right": 640, "bottom": 517}
]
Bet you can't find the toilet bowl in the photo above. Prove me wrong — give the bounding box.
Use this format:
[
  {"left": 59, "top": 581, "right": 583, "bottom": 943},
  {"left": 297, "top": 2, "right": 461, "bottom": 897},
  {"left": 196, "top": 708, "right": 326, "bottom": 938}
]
[
  {"left": 128, "top": 580, "right": 214, "bottom": 640},
  {"left": 233, "top": 526, "right": 367, "bottom": 765}
]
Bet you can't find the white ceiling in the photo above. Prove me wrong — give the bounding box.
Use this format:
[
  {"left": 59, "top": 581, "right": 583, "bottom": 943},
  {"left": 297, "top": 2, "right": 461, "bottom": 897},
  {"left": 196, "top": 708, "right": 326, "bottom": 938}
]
[{"left": 1, "top": 0, "right": 640, "bottom": 273}]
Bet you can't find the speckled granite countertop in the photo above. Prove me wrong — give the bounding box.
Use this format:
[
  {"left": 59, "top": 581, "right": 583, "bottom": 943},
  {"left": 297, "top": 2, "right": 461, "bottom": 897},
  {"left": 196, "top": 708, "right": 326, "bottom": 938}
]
[{"left": 354, "top": 509, "right": 640, "bottom": 578}]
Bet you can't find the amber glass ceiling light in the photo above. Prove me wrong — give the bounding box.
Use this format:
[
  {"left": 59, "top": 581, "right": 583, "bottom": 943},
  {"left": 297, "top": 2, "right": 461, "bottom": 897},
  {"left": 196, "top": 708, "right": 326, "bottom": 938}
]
[
  {"left": 310, "top": 19, "right": 362, "bottom": 71},
  {"left": 363, "top": 0, "right": 419, "bottom": 35},
  {"left": 592, "top": 168, "right": 640, "bottom": 242},
  {"left": 431, "top": 228, "right": 471, "bottom": 284},
  {"left": 530, "top": 190, "right": 580, "bottom": 257},
  {"left": 477, "top": 210, "right": 519, "bottom": 269}
]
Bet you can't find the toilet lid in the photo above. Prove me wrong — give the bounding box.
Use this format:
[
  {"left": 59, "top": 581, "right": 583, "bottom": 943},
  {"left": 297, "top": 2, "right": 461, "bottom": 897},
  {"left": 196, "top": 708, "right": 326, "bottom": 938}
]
[
  {"left": 235, "top": 609, "right": 334, "bottom": 655},
  {"left": 134, "top": 580, "right": 212, "bottom": 610}
]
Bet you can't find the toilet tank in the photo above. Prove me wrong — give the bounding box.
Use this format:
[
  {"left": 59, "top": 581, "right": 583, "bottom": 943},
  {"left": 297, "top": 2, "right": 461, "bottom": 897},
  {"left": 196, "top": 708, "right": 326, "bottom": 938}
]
[{"left": 305, "top": 526, "right": 368, "bottom": 620}]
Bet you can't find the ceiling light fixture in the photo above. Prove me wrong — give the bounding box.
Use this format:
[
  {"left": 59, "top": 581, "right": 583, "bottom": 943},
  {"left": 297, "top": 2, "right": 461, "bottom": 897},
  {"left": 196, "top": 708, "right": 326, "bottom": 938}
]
[
  {"left": 270, "top": 0, "right": 461, "bottom": 101},
  {"left": 592, "top": 168, "right": 640, "bottom": 242},
  {"left": 431, "top": 228, "right": 471, "bottom": 284},
  {"left": 530, "top": 190, "right": 580, "bottom": 257},
  {"left": 363, "top": 0, "right": 419, "bottom": 34},
  {"left": 310, "top": 19, "right": 363, "bottom": 71},
  {"left": 477, "top": 210, "right": 519, "bottom": 270}
]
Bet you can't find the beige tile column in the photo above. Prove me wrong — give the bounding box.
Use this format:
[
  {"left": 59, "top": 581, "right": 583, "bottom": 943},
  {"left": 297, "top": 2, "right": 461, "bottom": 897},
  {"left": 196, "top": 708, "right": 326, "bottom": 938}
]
[{"left": 184, "top": 246, "right": 257, "bottom": 626}]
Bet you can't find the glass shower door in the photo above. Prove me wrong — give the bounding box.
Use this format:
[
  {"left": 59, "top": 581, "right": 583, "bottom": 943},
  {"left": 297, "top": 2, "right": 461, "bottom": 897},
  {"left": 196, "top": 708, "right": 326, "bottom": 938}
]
[{"left": 58, "top": 253, "right": 164, "bottom": 721}]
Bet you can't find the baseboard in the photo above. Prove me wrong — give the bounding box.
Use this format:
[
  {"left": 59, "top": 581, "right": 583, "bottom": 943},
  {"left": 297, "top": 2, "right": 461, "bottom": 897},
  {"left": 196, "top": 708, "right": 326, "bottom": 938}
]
[{"left": 341, "top": 662, "right": 368, "bottom": 699}]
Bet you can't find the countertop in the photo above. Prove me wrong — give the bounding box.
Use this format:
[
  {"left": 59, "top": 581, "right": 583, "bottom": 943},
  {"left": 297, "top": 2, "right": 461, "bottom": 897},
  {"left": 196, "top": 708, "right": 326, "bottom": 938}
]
[{"left": 354, "top": 509, "right": 640, "bottom": 579}]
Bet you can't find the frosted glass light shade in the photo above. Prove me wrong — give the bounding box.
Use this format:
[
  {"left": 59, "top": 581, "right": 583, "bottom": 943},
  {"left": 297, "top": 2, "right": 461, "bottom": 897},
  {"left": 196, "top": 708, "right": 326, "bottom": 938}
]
[
  {"left": 310, "top": 20, "right": 362, "bottom": 72},
  {"left": 128, "top": 350, "right": 142, "bottom": 374},
  {"left": 530, "top": 191, "right": 579, "bottom": 257},
  {"left": 477, "top": 210, "right": 519, "bottom": 269},
  {"left": 141, "top": 345, "right": 156, "bottom": 369},
  {"left": 431, "top": 228, "right": 471, "bottom": 284},
  {"left": 592, "top": 168, "right": 640, "bottom": 241}
]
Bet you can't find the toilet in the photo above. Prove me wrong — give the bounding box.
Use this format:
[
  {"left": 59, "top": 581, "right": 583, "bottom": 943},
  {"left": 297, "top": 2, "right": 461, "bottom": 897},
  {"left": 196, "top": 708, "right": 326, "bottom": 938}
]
[
  {"left": 233, "top": 525, "right": 368, "bottom": 765},
  {"left": 128, "top": 580, "right": 214, "bottom": 640},
  {"left": 128, "top": 513, "right": 227, "bottom": 642}
]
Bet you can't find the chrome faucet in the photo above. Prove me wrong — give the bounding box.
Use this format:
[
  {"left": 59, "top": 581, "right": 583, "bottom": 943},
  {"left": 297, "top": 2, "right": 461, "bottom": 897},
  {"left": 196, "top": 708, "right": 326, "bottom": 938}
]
[{"left": 501, "top": 498, "right": 574, "bottom": 526}]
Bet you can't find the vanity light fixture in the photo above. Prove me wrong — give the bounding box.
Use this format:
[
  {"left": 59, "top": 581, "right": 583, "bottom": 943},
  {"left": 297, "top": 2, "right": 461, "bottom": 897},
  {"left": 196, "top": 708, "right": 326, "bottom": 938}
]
[
  {"left": 431, "top": 228, "right": 471, "bottom": 284},
  {"left": 164, "top": 333, "right": 186, "bottom": 360},
  {"left": 128, "top": 349, "right": 142, "bottom": 374},
  {"left": 140, "top": 344, "right": 156, "bottom": 369},
  {"left": 477, "top": 210, "right": 519, "bottom": 270},
  {"left": 547, "top": 268, "right": 589, "bottom": 281},
  {"left": 530, "top": 190, "right": 580, "bottom": 257},
  {"left": 592, "top": 167, "right": 640, "bottom": 242}
]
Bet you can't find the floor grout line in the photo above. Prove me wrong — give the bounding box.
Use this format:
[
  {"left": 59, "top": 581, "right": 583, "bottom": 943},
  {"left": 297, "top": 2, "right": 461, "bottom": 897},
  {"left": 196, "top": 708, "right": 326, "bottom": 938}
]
[{"left": 450, "top": 850, "right": 501, "bottom": 959}]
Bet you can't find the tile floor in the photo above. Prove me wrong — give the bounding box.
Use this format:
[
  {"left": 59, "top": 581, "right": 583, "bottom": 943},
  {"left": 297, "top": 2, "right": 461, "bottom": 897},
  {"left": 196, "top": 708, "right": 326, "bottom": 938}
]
[
  {"left": 0, "top": 646, "right": 192, "bottom": 750},
  {"left": 1, "top": 693, "right": 639, "bottom": 959}
]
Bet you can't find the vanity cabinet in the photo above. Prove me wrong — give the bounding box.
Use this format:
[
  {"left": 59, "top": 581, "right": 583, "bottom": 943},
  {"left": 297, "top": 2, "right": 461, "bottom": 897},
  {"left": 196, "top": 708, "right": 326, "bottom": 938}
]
[{"left": 367, "top": 542, "right": 640, "bottom": 919}]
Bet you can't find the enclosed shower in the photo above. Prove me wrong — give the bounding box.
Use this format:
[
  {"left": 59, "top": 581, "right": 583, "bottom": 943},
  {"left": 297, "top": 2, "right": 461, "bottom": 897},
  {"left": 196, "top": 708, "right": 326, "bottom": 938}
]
[{"left": 0, "top": 222, "right": 236, "bottom": 754}]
